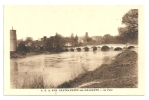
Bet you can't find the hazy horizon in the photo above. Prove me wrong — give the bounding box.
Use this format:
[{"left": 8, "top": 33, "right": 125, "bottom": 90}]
[{"left": 4, "top": 5, "right": 137, "bottom": 40}]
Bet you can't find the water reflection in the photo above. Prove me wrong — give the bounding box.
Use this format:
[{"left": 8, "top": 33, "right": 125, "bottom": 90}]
[{"left": 10, "top": 44, "right": 138, "bottom": 88}]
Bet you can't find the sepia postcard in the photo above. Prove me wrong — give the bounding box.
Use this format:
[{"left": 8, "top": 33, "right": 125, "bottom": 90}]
[{"left": 4, "top": 5, "right": 144, "bottom": 95}]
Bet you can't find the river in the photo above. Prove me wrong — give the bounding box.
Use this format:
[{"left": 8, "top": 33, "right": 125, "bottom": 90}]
[{"left": 10, "top": 44, "right": 138, "bottom": 88}]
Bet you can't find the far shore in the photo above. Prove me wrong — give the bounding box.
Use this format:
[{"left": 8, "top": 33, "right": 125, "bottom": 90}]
[
  {"left": 10, "top": 44, "right": 137, "bottom": 59},
  {"left": 10, "top": 51, "right": 53, "bottom": 59}
]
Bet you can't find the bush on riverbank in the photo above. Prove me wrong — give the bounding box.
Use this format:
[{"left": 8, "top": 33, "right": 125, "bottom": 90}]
[{"left": 58, "top": 50, "right": 138, "bottom": 88}]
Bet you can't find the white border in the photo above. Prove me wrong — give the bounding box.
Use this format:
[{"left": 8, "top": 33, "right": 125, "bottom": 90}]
[{"left": 1, "top": 0, "right": 149, "bottom": 100}]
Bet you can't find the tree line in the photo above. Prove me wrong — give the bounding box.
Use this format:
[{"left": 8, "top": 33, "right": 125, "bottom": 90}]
[
  {"left": 17, "top": 33, "right": 79, "bottom": 53},
  {"left": 16, "top": 9, "right": 138, "bottom": 53}
]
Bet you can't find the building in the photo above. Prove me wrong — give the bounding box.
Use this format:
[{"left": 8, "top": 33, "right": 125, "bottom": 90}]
[
  {"left": 38, "top": 38, "right": 42, "bottom": 41},
  {"left": 91, "top": 36, "right": 103, "bottom": 43},
  {"left": 10, "top": 27, "right": 17, "bottom": 52}
]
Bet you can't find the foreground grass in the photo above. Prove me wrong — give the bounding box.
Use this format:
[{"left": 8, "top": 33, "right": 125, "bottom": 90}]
[
  {"left": 58, "top": 50, "right": 138, "bottom": 88},
  {"left": 22, "top": 73, "right": 44, "bottom": 89}
]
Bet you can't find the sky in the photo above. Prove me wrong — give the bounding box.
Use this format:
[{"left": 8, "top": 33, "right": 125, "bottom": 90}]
[{"left": 4, "top": 5, "right": 136, "bottom": 40}]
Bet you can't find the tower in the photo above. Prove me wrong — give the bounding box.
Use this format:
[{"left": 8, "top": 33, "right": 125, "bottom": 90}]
[{"left": 10, "top": 27, "right": 17, "bottom": 52}]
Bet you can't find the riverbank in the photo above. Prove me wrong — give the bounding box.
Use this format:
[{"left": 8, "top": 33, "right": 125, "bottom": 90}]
[
  {"left": 10, "top": 51, "right": 53, "bottom": 59},
  {"left": 58, "top": 50, "right": 138, "bottom": 88}
]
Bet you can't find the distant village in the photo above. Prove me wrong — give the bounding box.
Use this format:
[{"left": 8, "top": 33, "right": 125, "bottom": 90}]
[
  {"left": 15, "top": 31, "right": 127, "bottom": 53},
  {"left": 17, "top": 32, "right": 104, "bottom": 47}
]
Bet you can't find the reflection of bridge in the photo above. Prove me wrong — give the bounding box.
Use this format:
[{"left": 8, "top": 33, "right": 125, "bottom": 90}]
[{"left": 63, "top": 45, "right": 136, "bottom": 52}]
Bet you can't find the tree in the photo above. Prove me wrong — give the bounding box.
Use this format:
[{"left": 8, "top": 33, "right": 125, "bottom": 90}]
[
  {"left": 85, "top": 32, "right": 88, "bottom": 38},
  {"left": 74, "top": 35, "right": 78, "bottom": 46},
  {"left": 43, "top": 36, "right": 47, "bottom": 41},
  {"left": 24, "top": 37, "right": 34, "bottom": 52},
  {"left": 45, "top": 36, "right": 55, "bottom": 52},
  {"left": 17, "top": 42, "right": 28, "bottom": 53},
  {"left": 119, "top": 9, "right": 138, "bottom": 43},
  {"left": 87, "top": 37, "right": 92, "bottom": 42},
  {"left": 85, "top": 32, "right": 89, "bottom": 42},
  {"left": 45, "top": 33, "right": 65, "bottom": 52},
  {"left": 55, "top": 33, "right": 61, "bottom": 52},
  {"left": 25, "top": 37, "right": 33, "bottom": 44},
  {"left": 102, "top": 34, "right": 112, "bottom": 44},
  {"left": 63, "top": 37, "right": 71, "bottom": 47},
  {"left": 70, "top": 33, "right": 74, "bottom": 46}
]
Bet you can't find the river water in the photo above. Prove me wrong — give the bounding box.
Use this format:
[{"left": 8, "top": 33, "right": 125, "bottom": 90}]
[{"left": 10, "top": 44, "right": 138, "bottom": 88}]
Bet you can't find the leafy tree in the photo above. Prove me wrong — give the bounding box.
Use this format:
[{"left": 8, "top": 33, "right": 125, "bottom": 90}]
[
  {"left": 70, "top": 33, "right": 74, "bottom": 46},
  {"left": 17, "top": 42, "right": 28, "bottom": 53},
  {"left": 85, "top": 32, "right": 89, "bottom": 42},
  {"left": 74, "top": 35, "right": 78, "bottom": 46},
  {"left": 87, "top": 37, "right": 92, "bottom": 42},
  {"left": 55, "top": 33, "right": 61, "bottom": 52},
  {"left": 43, "top": 36, "right": 47, "bottom": 41},
  {"left": 102, "top": 34, "right": 112, "bottom": 44},
  {"left": 64, "top": 37, "right": 71, "bottom": 46},
  {"left": 45, "top": 36, "right": 55, "bottom": 52},
  {"left": 25, "top": 37, "right": 33, "bottom": 44},
  {"left": 119, "top": 9, "right": 138, "bottom": 43},
  {"left": 45, "top": 33, "right": 65, "bottom": 52}
]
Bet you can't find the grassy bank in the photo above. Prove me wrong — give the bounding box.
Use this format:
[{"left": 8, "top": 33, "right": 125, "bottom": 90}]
[
  {"left": 58, "top": 50, "right": 138, "bottom": 88},
  {"left": 11, "top": 72, "right": 45, "bottom": 89}
]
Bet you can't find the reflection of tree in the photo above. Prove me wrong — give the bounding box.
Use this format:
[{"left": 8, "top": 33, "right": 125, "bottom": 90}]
[
  {"left": 79, "top": 54, "right": 90, "bottom": 71},
  {"left": 68, "top": 54, "right": 90, "bottom": 79}
]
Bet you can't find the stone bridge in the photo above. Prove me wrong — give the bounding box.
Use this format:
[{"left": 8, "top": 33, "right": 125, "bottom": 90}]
[{"left": 63, "top": 45, "right": 135, "bottom": 52}]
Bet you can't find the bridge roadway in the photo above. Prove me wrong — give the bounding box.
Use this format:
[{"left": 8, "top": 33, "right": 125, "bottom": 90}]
[{"left": 63, "top": 45, "right": 136, "bottom": 51}]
